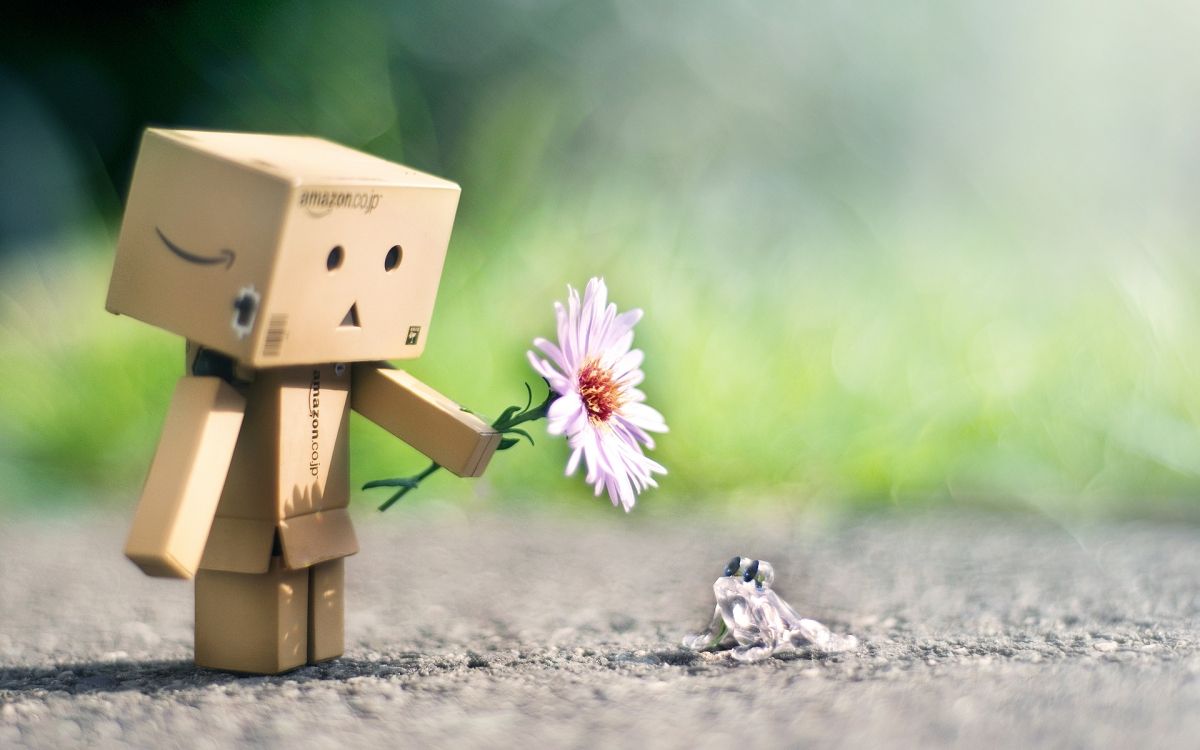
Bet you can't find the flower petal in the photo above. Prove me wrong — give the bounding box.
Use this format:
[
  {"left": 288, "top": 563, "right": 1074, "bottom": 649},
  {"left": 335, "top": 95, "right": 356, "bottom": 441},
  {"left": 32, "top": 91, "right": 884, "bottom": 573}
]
[
  {"left": 611, "top": 348, "right": 644, "bottom": 380},
  {"left": 565, "top": 446, "right": 583, "bottom": 476},
  {"left": 547, "top": 392, "right": 585, "bottom": 436},
  {"left": 533, "top": 337, "right": 571, "bottom": 374},
  {"left": 603, "top": 330, "right": 635, "bottom": 364},
  {"left": 525, "top": 351, "right": 571, "bottom": 394},
  {"left": 598, "top": 308, "right": 642, "bottom": 353},
  {"left": 622, "top": 401, "right": 668, "bottom": 433}
]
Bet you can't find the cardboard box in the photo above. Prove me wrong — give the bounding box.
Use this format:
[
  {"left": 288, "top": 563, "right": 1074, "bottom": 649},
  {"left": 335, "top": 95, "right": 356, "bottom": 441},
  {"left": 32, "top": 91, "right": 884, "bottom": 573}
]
[
  {"left": 107, "top": 129, "right": 461, "bottom": 367},
  {"left": 124, "top": 376, "right": 246, "bottom": 578},
  {"left": 195, "top": 556, "right": 309, "bottom": 674},
  {"left": 199, "top": 363, "right": 359, "bottom": 574},
  {"left": 308, "top": 558, "right": 344, "bottom": 664},
  {"left": 352, "top": 363, "right": 501, "bottom": 477}
]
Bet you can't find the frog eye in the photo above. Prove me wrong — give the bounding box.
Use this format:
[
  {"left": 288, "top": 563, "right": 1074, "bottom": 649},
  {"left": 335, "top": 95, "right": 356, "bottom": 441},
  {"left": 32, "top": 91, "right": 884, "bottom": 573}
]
[
  {"left": 723, "top": 556, "right": 742, "bottom": 577},
  {"left": 742, "top": 559, "right": 760, "bottom": 584}
]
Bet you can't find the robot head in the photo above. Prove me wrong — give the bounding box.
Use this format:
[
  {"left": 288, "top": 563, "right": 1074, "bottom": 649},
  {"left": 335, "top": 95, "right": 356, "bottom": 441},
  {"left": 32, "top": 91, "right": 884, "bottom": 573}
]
[{"left": 106, "top": 129, "right": 461, "bottom": 366}]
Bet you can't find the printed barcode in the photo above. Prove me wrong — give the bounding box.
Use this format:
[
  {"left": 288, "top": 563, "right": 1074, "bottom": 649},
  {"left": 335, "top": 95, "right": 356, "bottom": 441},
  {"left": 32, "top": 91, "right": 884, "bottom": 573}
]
[{"left": 263, "top": 314, "right": 288, "bottom": 356}]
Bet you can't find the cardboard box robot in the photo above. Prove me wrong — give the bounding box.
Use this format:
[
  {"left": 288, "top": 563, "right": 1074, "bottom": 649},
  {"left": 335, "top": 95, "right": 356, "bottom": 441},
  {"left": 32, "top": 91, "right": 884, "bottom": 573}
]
[{"left": 108, "top": 128, "right": 501, "bottom": 674}]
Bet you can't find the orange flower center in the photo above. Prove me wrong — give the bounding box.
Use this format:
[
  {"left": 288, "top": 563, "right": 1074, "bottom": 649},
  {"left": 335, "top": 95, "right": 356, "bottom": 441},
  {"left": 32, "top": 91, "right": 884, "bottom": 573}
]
[{"left": 577, "top": 359, "right": 622, "bottom": 423}]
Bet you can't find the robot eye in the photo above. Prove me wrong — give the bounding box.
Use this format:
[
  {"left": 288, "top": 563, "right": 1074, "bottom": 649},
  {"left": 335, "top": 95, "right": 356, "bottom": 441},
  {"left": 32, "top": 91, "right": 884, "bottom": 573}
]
[
  {"left": 326, "top": 245, "right": 344, "bottom": 271},
  {"left": 742, "top": 559, "right": 760, "bottom": 584},
  {"left": 723, "top": 556, "right": 742, "bottom": 577},
  {"left": 384, "top": 245, "right": 402, "bottom": 271}
]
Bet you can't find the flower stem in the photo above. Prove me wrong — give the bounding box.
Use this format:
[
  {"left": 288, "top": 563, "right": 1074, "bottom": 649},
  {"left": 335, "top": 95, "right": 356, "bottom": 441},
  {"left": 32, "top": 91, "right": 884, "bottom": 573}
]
[{"left": 365, "top": 382, "right": 556, "bottom": 511}]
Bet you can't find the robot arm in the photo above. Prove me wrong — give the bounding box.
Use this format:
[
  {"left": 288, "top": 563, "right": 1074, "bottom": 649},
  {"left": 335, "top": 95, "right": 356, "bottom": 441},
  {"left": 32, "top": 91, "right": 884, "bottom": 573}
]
[
  {"left": 124, "top": 376, "right": 245, "bottom": 579},
  {"left": 351, "top": 362, "right": 501, "bottom": 478}
]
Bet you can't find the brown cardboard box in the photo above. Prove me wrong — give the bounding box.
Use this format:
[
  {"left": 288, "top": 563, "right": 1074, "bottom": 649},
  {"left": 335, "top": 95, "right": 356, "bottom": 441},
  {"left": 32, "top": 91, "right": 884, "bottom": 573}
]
[
  {"left": 124, "top": 376, "right": 246, "bottom": 579},
  {"left": 198, "top": 363, "right": 359, "bottom": 575},
  {"left": 107, "top": 129, "right": 461, "bottom": 367},
  {"left": 352, "top": 363, "right": 501, "bottom": 477},
  {"left": 308, "top": 558, "right": 345, "bottom": 664},
  {"left": 195, "top": 556, "right": 309, "bottom": 674}
]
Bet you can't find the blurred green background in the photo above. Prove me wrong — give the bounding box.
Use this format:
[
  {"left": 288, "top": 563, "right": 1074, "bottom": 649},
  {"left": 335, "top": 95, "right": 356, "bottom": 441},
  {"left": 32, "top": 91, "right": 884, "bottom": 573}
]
[{"left": 3, "top": 1, "right": 1200, "bottom": 518}]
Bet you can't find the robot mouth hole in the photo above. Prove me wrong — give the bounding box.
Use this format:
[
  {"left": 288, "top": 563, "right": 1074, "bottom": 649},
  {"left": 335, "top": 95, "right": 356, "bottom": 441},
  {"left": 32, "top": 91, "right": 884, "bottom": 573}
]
[{"left": 338, "top": 303, "right": 361, "bottom": 329}]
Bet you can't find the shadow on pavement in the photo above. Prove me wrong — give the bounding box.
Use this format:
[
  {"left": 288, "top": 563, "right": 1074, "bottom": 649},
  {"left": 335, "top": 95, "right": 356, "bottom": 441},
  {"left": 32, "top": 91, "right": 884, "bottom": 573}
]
[
  {"left": 0, "top": 658, "right": 428, "bottom": 696},
  {"left": 0, "top": 645, "right": 811, "bottom": 696}
]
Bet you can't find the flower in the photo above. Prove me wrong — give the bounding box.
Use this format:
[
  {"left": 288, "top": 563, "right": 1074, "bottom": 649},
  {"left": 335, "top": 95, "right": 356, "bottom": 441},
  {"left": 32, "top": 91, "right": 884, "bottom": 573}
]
[{"left": 527, "top": 277, "right": 668, "bottom": 511}]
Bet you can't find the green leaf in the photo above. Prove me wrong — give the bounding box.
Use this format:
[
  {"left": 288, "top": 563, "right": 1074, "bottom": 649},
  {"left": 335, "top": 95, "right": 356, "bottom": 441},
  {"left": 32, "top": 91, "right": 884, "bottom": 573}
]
[
  {"left": 503, "top": 427, "right": 535, "bottom": 446},
  {"left": 493, "top": 404, "right": 522, "bottom": 428},
  {"left": 362, "top": 477, "right": 419, "bottom": 489}
]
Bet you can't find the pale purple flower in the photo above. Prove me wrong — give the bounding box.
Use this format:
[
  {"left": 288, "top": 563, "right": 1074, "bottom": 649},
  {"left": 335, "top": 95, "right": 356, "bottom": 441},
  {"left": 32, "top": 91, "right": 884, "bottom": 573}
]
[{"left": 527, "top": 278, "right": 668, "bottom": 511}]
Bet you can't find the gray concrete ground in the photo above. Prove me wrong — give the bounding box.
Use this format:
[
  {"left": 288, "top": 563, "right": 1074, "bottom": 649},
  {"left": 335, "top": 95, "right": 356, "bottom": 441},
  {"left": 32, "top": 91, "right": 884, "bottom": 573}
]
[{"left": 1, "top": 506, "right": 1198, "bottom": 749}]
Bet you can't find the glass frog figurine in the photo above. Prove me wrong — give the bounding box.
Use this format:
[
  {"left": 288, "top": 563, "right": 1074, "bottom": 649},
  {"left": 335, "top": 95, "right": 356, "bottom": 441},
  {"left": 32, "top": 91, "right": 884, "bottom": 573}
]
[{"left": 682, "top": 556, "right": 858, "bottom": 662}]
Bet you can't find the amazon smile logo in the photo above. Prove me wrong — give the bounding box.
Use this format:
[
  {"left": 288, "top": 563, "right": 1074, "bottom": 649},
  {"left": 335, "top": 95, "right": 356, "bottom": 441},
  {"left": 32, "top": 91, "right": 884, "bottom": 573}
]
[{"left": 155, "top": 227, "right": 236, "bottom": 268}]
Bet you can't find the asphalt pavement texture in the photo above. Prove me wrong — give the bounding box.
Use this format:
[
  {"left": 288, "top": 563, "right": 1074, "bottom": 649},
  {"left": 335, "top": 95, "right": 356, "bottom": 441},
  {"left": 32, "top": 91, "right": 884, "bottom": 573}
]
[{"left": 1, "top": 505, "right": 1198, "bottom": 749}]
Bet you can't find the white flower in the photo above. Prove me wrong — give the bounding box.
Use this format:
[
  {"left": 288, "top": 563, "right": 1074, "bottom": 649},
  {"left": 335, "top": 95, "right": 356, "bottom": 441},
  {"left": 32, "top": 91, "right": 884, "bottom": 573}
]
[{"left": 527, "top": 278, "right": 668, "bottom": 511}]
